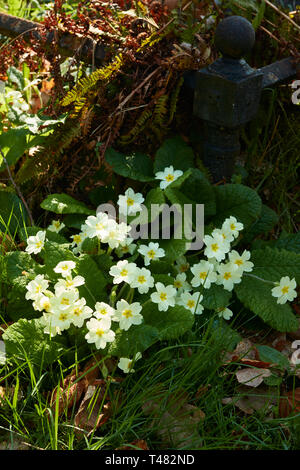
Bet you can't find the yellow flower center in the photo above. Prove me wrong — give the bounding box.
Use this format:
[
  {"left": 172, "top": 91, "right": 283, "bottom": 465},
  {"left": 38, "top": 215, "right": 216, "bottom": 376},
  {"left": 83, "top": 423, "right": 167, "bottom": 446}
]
[
  {"left": 281, "top": 286, "right": 289, "bottom": 294},
  {"left": 147, "top": 249, "right": 156, "bottom": 259},
  {"left": 127, "top": 197, "right": 134, "bottom": 206},
  {"left": 230, "top": 223, "right": 236, "bottom": 230},
  {"left": 73, "top": 308, "right": 82, "bottom": 316},
  {"left": 62, "top": 265, "right": 69, "bottom": 271},
  {"left": 96, "top": 329, "right": 104, "bottom": 337},
  {"left": 120, "top": 269, "right": 128, "bottom": 277},
  {"left": 179, "top": 264, "right": 189, "bottom": 273},
  {"left": 96, "top": 222, "right": 104, "bottom": 231},
  {"left": 223, "top": 272, "right": 232, "bottom": 280},
  {"left": 211, "top": 243, "right": 219, "bottom": 252},
  {"left": 160, "top": 292, "right": 167, "bottom": 301},
  {"left": 73, "top": 235, "right": 82, "bottom": 244},
  {"left": 165, "top": 174, "right": 174, "bottom": 182},
  {"left": 199, "top": 271, "right": 207, "bottom": 280},
  {"left": 43, "top": 302, "right": 50, "bottom": 311},
  {"left": 235, "top": 259, "right": 243, "bottom": 266},
  {"left": 100, "top": 308, "right": 107, "bottom": 315},
  {"left": 187, "top": 300, "right": 195, "bottom": 309},
  {"left": 138, "top": 275, "right": 146, "bottom": 284},
  {"left": 35, "top": 285, "right": 42, "bottom": 293},
  {"left": 123, "top": 309, "right": 133, "bottom": 318},
  {"left": 61, "top": 298, "right": 70, "bottom": 305},
  {"left": 59, "top": 313, "right": 68, "bottom": 321},
  {"left": 174, "top": 280, "right": 182, "bottom": 288},
  {"left": 36, "top": 241, "right": 43, "bottom": 248}
]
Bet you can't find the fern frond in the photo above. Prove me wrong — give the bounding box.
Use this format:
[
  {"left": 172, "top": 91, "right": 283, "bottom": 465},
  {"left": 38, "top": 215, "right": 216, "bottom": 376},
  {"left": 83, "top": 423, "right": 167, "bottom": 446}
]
[
  {"left": 167, "top": 76, "right": 184, "bottom": 125},
  {"left": 16, "top": 121, "right": 81, "bottom": 185},
  {"left": 119, "top": 108, "right": 152, "bottom": 145},
  {"left": 61, "top": 54, "right": 124, "bottom": 107},
  {"left": 153, "top": 94, "right": 168, "bottom": 127}
]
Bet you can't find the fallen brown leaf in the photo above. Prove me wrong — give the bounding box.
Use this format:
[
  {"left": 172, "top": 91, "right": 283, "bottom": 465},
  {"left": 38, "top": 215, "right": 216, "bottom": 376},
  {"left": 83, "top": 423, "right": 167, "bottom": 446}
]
[
  {"left": 279, "top": 388, "right": 300, "bottom": 418},
  {"left": 74, "top": 383, "right": 111, "bottom": 436},
  {"left": 236, "top": 368, "right": 272, "bottom": 388},
  {"left": 222, "top": 386, "right": 277, "bottom": 415},
  {"left": 117, "top": 439, "right": 149, "bottom": 450},
  {"left": 50, "top": 369, "right": 86, "bottom": 416},
  {"left": 142, "top": 390, "right": 204, "bottom": 449}
]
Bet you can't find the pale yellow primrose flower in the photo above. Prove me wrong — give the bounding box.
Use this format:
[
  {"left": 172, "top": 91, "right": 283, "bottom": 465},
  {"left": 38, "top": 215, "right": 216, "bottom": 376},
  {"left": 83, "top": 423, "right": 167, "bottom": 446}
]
[
  {"left": 222, "top": 216, "right": 244, "bottom": 239},
  {"left": 217, "top": 307, "right": 233, "bottom": 320},
  {"left": 155, "top": 166, "right": 183, "bottom": 190},
  {"left": 228, "top": 250, "right": 254, "bottom": 273},
  {"left": 48, "top": 220, "right": 65, "bottom": 233},
  {"left": 93, "top": 302, "right": 115, "bottom": 329},
  {"left": 109, "top": 260, "right": 137, "bottom": 285},
  {"left": 114, "top": 300, "right": 143, "bottom": 331},
  {"left": 271, "top": 276, "right": 297, "bottom": 304},
  {"left": 54, "top": 261, "right": 76, "bottom": 278},
  {"left": 130, "top": 267, "right": 154, "bottom": 294},
  {"left": 179, "top": 291, "right": 204, "bottom": 315},
  {"left": 25, "top": 274, "right": 49, "bottom": 301},
  {"left": 118, "top": 352, "right": 142, "bottom": 374},
  {"left": 173, "top": 273, "right": 191, "bottom": 293},
  {"left": 117, "top": 187, "right": 144, "bottom": 216},
  {"left": 85, "top": 318, "right": 115, "bottom": 349},
  {"left": 150, "top": 282, "right": 177, "bottom": 312},
  {"left": 203, "top": 233, "right": 230, "bottom": 262},
  {"left": 217, "top": 262, "right": 242, "bottom": 292},
  {"left": 138, "top": 242, "right": 165, "bottom": 266},
  {"left": 190, "top": 260, "right": 217, "bottom": 289},
  {"left": 25, "top": 230, "right": 46, "bottom": 255}
]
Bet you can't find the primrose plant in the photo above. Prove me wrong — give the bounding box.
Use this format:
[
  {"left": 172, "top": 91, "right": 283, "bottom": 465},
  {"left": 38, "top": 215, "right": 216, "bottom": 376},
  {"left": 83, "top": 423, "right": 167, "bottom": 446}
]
[
  {"left": 2, "top": 148, "right": 299, "bottom": 372},
  {"left": 19, "top": 179, "right": 298, "bottom": 374}
]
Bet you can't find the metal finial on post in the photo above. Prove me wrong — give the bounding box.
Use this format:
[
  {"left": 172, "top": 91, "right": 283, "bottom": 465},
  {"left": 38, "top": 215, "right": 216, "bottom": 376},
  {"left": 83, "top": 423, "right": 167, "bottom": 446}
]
[{"left": 193, "top": 15, "right": 263, "bottom": 182}]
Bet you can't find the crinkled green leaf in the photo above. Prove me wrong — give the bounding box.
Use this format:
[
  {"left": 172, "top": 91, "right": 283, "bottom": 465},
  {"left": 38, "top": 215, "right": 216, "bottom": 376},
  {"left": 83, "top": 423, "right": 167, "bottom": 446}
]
[
  {"left": 105, "top": 147, "right": 154, "bottom": 181},
  {"left": 108, "top": 324, "right": 159, "bottom": 357},
  {"left": 0, "top": 128, "right": 28, "bottom": 170},
  {"left": 201, "top": 284, "right": 232, "bottom": 311},
  {"left": 154, "top": 136, "right": 194, "bottom": 173},
  {"left": 142, "top": 303, "right": 194, "bottom": 340},
  {"left": 235, "top": 247, "right": 299, "bottom": 331},
  {"left": 212, "top": 184, "right": 262, "bottom": 229},
  {"left": 3, "top": 318, "right": 63, "bottom": 367},
  {"left": 40, "top": 193, "right": 94, "bottom": 215},
  {"left": 19, "top": 226, "right": 67, "bottom": 244},
  {"left": 243, "top": 204, "right": 279, "bottom": 243}
]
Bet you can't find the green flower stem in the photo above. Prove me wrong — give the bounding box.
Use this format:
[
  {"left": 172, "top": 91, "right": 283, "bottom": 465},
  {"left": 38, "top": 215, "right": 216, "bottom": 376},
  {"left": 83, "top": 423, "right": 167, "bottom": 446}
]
[
  {"left": 244, "top": 273, "right": 276, "bottom": 285},
  {"left": 116, "top": 282, "right": 129, "bottom": 301},
  {"left": 109, "top": 286, "right": 118, "bottom": 307},
  {"left": 126, "top": 287, "right": 135, "bottom": 304},
  {"left": 107, "top": 247, "right": 112, "bottom": 256}
]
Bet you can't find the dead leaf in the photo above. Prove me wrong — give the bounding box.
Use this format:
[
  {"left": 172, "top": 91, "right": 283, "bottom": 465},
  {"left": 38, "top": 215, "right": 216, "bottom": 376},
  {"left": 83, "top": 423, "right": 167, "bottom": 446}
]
[
  {"left": 117, "top": 439, "right": 149, "bottom": 450},
  {"left": 74, "top": 383, "right": 111, "bottom": 436},
  {"left": 50, "top": 369, "right": 86, "bottom": 416},
  {"left": 279, "top": 388, "right": 300, "bottom": 418},
  {"left": 0, "top": 438, "right": 29, "bottom": 450},
  {"left": 222, "top": 386, "right": 277, "bottom": 415},
  {"left": 142, "top": 390, "right": 204, "bottom": 449},
  {"left": 236, "top": 368, "right": 272, "bottom": 388},
  {"left": 223, "top": 339, "right": 259, "bottom": 364}
]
